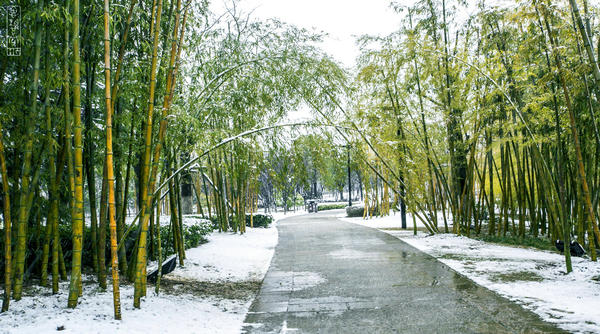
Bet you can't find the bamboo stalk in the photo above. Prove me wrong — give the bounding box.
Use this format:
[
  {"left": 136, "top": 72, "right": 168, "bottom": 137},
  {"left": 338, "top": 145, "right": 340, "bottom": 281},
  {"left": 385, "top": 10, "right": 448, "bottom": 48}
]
[
  {"left": 41, "top": 37, "right": 54, "bottom": 287},
  {"left": 133, "top": 0, "right": 163, "bottom": 308},
  {"left": 55, "top": 0, "right": 70, "bottom": 292},
  {"left": 103, "top": 0, "right": 122, "bottom": 318},
  {"left": 13, "top": 0, "right": 45, "bottom": 300},
  {"left": 134, "top": 0, "right": 186, "bottom": 307},
  {"left": 67, "top": 0, "right": 86, "bottom": 307},
  {"left": 0, "top": 122, "right": 12, "bottom": 312},
  {"left": 540, "top": 2, "right": 600, "bottom": 260}
]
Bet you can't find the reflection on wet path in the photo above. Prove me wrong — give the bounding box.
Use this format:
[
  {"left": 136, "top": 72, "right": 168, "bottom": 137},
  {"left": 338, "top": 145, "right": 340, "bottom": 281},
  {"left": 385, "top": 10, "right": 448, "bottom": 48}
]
[{"left": 243, "top": 210, "right": 565, "bottom": 334}]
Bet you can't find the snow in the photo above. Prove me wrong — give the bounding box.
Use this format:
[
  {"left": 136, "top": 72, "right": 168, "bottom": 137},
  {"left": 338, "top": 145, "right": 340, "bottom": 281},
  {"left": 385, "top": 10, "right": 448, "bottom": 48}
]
[
  {"left": 395, "top": 231, "right": 600, "bottom": 334},
  {"left": 9, "top": 209, "right": 598, "bottom": 333},
  {"left": 269, "top": 208, "right": 307, "bottom": 222},
  {"left": 338, "top": 211, "right": 452, "bottom": 230},
  {"left": 328, "top": 248, "right": 370, "bottom": 260},
  {"left": 286, "top": 272, "right": 326, "bottom": 290},
  {"left": 0, "top": 281, "right": 249, "bottom": 334},
  {"left": 171, "top": 223, "right": 278, "bottom": 282},
  {"left": 343, "top": 214, "right": 600, "bottom": 334},
  {"left": 0, "top": 213, "right": 288, "bottom": 334}
]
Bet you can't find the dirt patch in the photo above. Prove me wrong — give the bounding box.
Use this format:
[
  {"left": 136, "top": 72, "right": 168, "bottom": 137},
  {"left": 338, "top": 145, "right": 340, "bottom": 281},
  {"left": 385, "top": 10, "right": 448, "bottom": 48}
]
[
  {"left": 437, "top": 253, "right": 523, "bottom": 263},
  {"left": 489, "top": 271, "right": 544, "bottom": 283},
  {"left": 158, "top": 277, "right": 261, "bottom": 299},
  {"left": 380, "top": 227, "right": 430, "bottom": 232}
]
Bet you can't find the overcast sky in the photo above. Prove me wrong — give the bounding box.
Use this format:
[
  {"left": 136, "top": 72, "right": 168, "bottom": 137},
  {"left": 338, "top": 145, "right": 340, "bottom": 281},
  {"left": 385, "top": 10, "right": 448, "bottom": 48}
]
[
  {"left": 207, "top": 0, "right": 591, "bottom": 123},
  {"left": 210, "top": 0, "right": 401, "bottom": 69}
]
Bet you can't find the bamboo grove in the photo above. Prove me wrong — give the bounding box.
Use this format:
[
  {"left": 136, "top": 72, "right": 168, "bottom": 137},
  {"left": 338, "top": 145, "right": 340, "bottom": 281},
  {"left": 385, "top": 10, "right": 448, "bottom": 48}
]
[
  {"left": 0, "top": 0, "right": 350, "bottom": 319},
  {"left": 3, "top": 0, "right": 600, "bottom": 320},
  {"left": 351, "top": 0, "right": 600, "bottom": 273}
]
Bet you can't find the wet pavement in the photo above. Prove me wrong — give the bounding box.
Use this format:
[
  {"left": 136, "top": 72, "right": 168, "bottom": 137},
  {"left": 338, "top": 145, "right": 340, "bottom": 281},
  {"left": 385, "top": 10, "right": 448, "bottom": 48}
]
[{"left": 242, "top": 210, "right": 565, "bottom": 334}]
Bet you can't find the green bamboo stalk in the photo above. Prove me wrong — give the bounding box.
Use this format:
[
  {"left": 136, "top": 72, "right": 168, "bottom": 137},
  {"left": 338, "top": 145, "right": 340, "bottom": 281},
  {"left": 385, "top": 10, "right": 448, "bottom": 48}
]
[
  {"left": 540, "top": 2, "right": 599, "bottom": 260},
  {"left": 0, "top": 122, "right": 12, "bottom": 312},
  {"left": 13, "top": 0, "right": 45, "bottom": 300},
  {"left": 67, "top": 0, "right": 85, "bottom": 307},
  {"left": 154, "top": 190, "right": 163, "bottom": 294},
  {"left": 41, "top": 36, "right": 54, "bottom": 287},
  {"left": 98, "top": 163, "right": 108, "bottom": 289},
  {"left": 54, "top": 0, "right": 70, "bottom": 293}
]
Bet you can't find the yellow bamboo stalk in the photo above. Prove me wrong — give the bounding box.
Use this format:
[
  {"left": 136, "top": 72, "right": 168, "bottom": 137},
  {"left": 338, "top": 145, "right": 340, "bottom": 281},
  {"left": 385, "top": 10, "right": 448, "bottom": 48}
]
[
  {"left": 133, "top": 0, "right": 163, "bottom": 308},
  {"left": 134, "top": 0, "right": 190, "bottom": 303},
  {"left": 103, "top": 0, "right": 122, "bottom": 319}
]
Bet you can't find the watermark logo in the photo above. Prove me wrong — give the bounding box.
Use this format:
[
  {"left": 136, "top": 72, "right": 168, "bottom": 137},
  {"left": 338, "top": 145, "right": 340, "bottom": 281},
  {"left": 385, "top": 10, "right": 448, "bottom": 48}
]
[{"left": 5, "top": 5, "right": 21, "bottom": 56}]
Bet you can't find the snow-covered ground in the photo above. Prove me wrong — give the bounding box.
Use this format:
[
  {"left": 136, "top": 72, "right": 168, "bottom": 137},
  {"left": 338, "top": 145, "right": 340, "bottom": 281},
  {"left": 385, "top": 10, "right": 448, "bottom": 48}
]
[
  {"left": 342, "top": 214, "right": 600, "bottom": 334},
  {"left": 270, "top": 209, "right": 307, "bottom": 222},
  {"left": 0, "top": 213, "right": 298, "bottom": 334},
  {"left": 339, "top": 211, "right": 453, "bottom": 230},
  {"left": 171, "top": 223, "right": 278, "bottom": 283},
  {"left": 0, "top": 280, "right": 250, "bottom": 334}
]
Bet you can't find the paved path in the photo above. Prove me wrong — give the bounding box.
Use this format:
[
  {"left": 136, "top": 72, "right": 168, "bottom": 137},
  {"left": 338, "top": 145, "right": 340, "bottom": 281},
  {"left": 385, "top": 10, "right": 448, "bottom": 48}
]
[{"left": 242, "top": 210, "right": 565, "bottom": 334}]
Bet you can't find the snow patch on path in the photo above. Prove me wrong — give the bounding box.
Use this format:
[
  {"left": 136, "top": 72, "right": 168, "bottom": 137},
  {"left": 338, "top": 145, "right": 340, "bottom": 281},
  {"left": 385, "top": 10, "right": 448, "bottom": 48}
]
[
  {"left": 329, "top": 248, "right": 370, "bottom": 260},
  {"left": 291, "top": 272, "right": 326, "bottom": 290}
]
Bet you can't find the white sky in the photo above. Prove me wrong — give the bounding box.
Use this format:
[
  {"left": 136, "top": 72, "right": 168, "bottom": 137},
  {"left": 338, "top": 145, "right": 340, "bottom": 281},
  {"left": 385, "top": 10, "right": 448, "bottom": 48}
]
[
  {"left": 210, "top": 0, "right": 401, "bottom": 69},
  {"left": 208, "top": 0, "right": 600, "bottom": 124},
  {"left": 209, "top": 0, "right": 402, "bottom": 124}
]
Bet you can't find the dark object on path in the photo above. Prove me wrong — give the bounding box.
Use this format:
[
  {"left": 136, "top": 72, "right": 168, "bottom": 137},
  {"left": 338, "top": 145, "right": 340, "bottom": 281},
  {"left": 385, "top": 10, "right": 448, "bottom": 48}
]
[
  {"left": 307, "top": 200, "right": 318, "bottom": 213},
  {"left": 147, "top": 256, "right": 177, "bottom": 283},
  {"left": 555, "top": 240, "right": 586, "bottom": 257},
  {"left": 56, "top": 325, "right": 65, "bottom": 331}
]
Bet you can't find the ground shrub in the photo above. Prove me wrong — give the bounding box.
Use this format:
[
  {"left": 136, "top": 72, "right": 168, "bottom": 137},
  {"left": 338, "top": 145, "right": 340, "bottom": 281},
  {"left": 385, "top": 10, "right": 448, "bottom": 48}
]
[
  {"left": 346, "top": 205, "right": 380, "bottom": 217},
  {"left": 0, "top": 217, "right": 215, "bottom": 275},
  {"left": 318, "top": 203, "right": 347, "bottom": 211},
  {"left": 159, "top": 218, "right": 212, "bottom": 255},
  {"left": 246, "top": 214, "right": 273, "bottom": 228},
  {"left": 346, "top": 205, "right": 364, "bottom": 217},
  {"left": 190, "top": 214, "right": 273, "bottom": 230}
]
